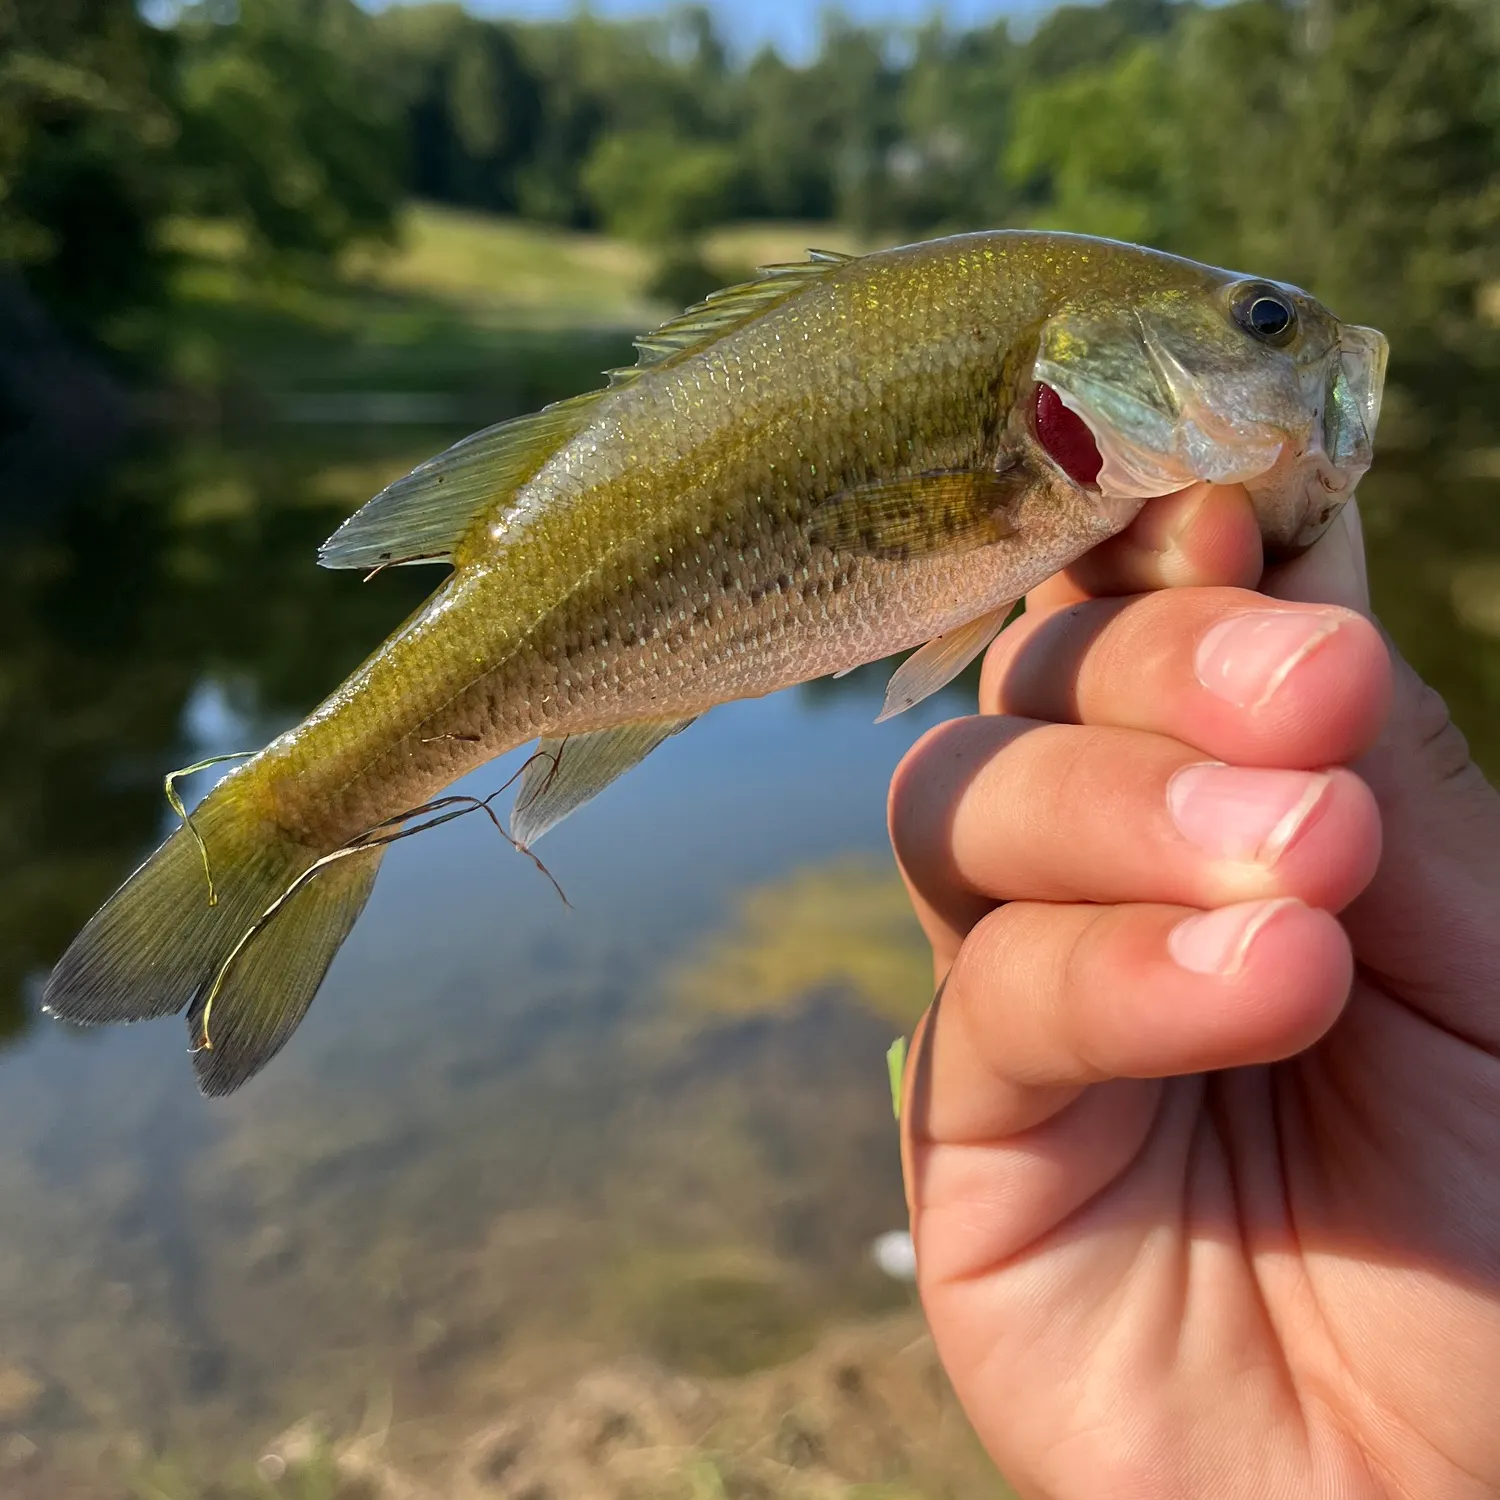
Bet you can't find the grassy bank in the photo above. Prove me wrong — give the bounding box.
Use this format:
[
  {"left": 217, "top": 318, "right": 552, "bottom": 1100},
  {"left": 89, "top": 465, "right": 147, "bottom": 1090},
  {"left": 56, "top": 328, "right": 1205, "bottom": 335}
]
[{"left": 141, "top": 207, "right": 871, "bottom": 423}]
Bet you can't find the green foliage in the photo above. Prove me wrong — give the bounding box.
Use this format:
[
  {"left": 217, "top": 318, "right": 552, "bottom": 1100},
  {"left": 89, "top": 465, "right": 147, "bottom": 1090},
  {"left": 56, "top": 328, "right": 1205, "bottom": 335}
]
[
  {"left": 736, "top": 48, "right": 839, "bottom": 221},
  {"left": 1007, "top": 42, "right": 1181, "bottom": 245},
  {"left": 5, "top": 0, "right": 1498, "bottom": 373},
  {"left": 0, "top": 0, "right": 179, "bottom": 341},
  {"left": 1022, "top": 0, "right": 1183, "bottom": 80},
  {"left": 172, "top": 0, "right": 402, "bottom": 262},
  {"left": 1, "top": 0, "right": 403, "bottom": 353},
  {"left": 374, "top": 2, "right": 540, "bottom": 214},
  {"left": 889, "top": 20, "right": 1017, "bottom": 232},
  {"left": 501, "top": 8, "right": 737, "bottom": 228},
  {"left": 1006, "top": 0, "right": 1500, "bottom": 358},
  {"left": 583, "top": 128, "right": 739, "bottom": 244}
]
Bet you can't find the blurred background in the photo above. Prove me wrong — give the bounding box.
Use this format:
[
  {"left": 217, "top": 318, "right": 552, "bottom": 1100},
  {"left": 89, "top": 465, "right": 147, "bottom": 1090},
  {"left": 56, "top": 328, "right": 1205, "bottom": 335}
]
[{"left": 1, "top": 1, "right": 1498, "bottom": 1496}]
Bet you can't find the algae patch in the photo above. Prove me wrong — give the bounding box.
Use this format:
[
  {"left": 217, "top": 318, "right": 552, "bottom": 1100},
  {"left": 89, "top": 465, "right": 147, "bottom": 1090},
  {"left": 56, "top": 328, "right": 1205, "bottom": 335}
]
[{"left": 668, "top": 858, "right": 932, "bottom": 1029}]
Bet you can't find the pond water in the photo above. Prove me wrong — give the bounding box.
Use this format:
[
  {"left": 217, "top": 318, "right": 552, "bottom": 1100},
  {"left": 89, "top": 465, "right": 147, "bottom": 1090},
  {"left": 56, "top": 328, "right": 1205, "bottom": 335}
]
[{"left": 0, "top": 352, "right": 1497, "bottom": 1500}]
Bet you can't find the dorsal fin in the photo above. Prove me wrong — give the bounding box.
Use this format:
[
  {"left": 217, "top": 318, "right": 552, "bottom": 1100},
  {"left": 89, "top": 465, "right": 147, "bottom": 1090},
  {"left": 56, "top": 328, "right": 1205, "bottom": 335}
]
[
  {"left": 317, "top": 390, "right": 603, "bottom": 570},
  {"left": 319, "top": 249, "right": 860, "bottom": 571},
  {"left": 606, "top": 248, "right": 858, "bottom": 388}
]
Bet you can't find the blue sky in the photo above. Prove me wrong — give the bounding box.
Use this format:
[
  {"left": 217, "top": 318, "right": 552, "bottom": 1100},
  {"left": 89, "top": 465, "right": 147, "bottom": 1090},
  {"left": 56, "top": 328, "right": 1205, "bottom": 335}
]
[{"left": 357, "top": 0, "right": 1068, "bottom": 63}]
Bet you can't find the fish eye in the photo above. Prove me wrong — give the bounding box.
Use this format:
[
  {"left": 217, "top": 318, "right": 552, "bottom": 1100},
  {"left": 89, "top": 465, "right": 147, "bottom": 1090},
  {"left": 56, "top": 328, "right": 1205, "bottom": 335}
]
[{"left": 1232, "top": 284, "right": 1298, "bottom": 346}]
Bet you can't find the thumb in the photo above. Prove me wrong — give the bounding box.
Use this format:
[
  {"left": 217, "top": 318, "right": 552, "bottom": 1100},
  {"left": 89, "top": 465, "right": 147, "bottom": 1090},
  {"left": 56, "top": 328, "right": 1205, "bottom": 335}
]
[
  {"left": 1269, "top": 502, "right": 1500, "bottom": 1013},
  {"left": 1261, "top": 501, "right": 1371, "bottom": 614}
]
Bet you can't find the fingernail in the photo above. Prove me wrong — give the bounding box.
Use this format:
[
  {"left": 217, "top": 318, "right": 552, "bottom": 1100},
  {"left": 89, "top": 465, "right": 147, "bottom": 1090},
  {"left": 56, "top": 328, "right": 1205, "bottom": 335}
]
[
  {"left": 1168, "top": 898, "right": 1302, "bottom": 976},
  {"left": 1194, "top": 611, "right": 1341, "bottom": 709},
  {"left": 1167, "top": 763, "right": 1330, "bottom": 865}
]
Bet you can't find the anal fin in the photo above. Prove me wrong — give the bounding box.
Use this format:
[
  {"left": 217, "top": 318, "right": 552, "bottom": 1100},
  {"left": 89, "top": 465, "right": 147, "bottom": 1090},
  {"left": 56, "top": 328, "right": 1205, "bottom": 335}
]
[
  {"left": 876, "top": 603, "right": 1016, "bottom": 723},
  {"left": 511, "top": 717, "right": 698, "bottom": 847}
]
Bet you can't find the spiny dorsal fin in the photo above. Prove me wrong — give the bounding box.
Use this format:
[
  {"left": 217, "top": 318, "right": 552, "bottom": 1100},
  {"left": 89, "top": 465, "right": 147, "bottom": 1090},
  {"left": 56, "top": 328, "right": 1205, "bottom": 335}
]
[
  {"left": 809, "top": 467, "right": 1024, "bottom": 561},
  {"left": 876, "top": 603, "right": 1016, "bottom": 723},
  {"left": 511, "top": 716, "right": 697, "bottom": 848},
  {"left": 317, "top": 390, "right": 603, "bottom": 570},
  {"left": 607, "top": 249, "right": 858, "bottom": 389}
]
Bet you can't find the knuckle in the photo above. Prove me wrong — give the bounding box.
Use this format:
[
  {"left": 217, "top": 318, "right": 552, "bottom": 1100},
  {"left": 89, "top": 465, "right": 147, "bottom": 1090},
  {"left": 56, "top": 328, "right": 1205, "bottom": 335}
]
[
  {"left": 1407, "top": 680, "right": 1473, "bottom": 784},
  {"left": 887, "top": 717, "right": 968, "bottom": 854},
  {"left": 944, "top": 907, "right": 1014, "bottom": 1052},
  {"left": 1045, "top": 725, "right": 1113, "bottom": 809},
  {"left": 1058, "top": 906, "right": 1118, "bottom": 1080}
]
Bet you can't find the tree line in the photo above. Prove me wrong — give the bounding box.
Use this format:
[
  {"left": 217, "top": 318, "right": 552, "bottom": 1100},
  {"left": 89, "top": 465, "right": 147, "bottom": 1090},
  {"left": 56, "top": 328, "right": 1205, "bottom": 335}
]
[{"left": 3, "top": 0, "right": 1498, "bottom": 364}]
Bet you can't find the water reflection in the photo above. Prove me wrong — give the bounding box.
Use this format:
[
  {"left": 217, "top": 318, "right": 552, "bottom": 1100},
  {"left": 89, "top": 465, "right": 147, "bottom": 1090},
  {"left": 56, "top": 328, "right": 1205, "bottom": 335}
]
[
  {"left": 0, "top": 428, "right": 445, "bottom": 1049},
  {"left": 0, "top": 369, "right": 1495, "bottom": 1497}
]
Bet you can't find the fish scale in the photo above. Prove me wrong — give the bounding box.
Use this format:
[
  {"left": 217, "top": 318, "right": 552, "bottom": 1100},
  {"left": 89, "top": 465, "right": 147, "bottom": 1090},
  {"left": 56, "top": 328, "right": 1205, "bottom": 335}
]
[{"left": 42, "top": 230, "right": 1387, "bottom": 1094}]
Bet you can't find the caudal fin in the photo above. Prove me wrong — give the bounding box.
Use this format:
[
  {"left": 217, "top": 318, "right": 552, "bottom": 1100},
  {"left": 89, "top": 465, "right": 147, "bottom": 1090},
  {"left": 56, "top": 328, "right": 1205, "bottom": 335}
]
[{"left": 42, "top": 788, "right": 381, "bottom": 1096}]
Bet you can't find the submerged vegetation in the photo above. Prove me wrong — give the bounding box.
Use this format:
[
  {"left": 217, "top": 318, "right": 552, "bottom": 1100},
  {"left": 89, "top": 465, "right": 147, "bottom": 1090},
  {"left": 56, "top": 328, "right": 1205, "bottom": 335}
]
[{"left": 669, "top": 858, "right": 932, "bottom": 1029}]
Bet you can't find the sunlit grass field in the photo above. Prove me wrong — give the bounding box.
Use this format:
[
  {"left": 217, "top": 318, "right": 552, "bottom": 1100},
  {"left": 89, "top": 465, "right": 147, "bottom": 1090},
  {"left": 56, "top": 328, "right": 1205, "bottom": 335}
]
[
  {"left": 148, "top": 205, "right": 878, "bottom": 415},
  {"left": 347, "top": 204, "right": 871, "bottom": 313},
  {"left": 347, "top": 204, "right": 656, "bottom": 320}
]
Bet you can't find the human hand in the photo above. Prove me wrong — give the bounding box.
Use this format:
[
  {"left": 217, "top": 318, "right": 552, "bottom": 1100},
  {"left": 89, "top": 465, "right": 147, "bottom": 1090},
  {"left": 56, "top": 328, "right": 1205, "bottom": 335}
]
[{"left": 889, "top": 485, "right": 1500, "bottom": 1499}]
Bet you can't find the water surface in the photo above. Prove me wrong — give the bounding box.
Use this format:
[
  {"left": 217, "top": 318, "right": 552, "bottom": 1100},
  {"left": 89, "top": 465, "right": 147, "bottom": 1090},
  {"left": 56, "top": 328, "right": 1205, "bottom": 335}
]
[{"left": 0, "top": 363, "right": 1496, "bottom": 1498}]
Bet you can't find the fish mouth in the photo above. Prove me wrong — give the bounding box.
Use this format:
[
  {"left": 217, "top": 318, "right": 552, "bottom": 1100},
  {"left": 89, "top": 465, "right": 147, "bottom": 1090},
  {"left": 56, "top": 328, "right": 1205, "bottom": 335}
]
[{"left": 1241, "top": 324, "right": 1388, "bottom": 550}]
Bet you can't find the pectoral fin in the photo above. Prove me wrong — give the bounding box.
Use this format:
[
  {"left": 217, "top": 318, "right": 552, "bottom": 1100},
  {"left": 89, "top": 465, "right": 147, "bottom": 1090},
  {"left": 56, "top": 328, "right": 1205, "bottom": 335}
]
[
  {"left": 876, "top": 603, "right": 1016, "bottom": 722},
  {"left": 511, "top": 717, "right": 698, "bottom": 847},
  {"left": 810, "top": 467, "right": 1023, "bottom": 560}
]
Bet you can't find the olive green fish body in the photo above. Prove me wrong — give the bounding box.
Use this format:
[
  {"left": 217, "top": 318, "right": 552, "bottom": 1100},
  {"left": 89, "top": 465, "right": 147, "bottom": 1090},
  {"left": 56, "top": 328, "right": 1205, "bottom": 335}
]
[
  {"left": 44, "top": 231, "right": 1389, "bottom": 1094},
  {"left": 264, "top": 236, "right": 1154, "bottom": 845}
]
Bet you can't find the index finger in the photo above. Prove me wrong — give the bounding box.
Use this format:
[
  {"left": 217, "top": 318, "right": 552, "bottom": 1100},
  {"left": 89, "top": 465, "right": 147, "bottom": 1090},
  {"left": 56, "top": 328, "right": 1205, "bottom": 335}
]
[{"left": 980, "top": 586, "right": 1392, "bottom": 771}]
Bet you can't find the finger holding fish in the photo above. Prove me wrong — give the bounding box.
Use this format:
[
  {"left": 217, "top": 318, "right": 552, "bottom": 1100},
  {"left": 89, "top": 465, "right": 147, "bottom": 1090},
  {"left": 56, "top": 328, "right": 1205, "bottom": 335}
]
[
  {"left": 900, "top": 894, "right": 1354, "bottom": 1181},
  {"left": 980, "top": 586, "right": 1392, "bottom": 767},
  {"left": 889, "top": 716, "right": 1380, "bottom": 966},
  {"left": 1028, "top": 480, "right": 1265, "bottom": 608}
]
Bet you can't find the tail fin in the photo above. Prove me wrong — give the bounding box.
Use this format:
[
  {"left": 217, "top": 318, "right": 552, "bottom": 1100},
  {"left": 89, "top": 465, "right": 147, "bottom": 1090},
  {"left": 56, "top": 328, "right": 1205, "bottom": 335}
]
[{"left": 42, "top": 788, "right": 382, "bottom": 1096}]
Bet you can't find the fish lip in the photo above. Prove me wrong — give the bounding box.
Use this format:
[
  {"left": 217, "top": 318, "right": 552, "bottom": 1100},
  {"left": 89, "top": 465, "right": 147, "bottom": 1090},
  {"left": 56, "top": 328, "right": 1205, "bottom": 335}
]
[
  {"left": 1245, "top": 323, "right": 1389, "bottom": 550},
  {"left": 1336, "top": 324, "right": 1388, "bottom": 443}
]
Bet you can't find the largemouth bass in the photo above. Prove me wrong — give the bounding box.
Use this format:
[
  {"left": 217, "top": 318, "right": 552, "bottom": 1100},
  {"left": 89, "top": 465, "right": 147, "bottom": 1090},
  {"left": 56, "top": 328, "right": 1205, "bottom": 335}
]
[{"left": 43, "top": 231, "right": 1388, "bottom": 1094}]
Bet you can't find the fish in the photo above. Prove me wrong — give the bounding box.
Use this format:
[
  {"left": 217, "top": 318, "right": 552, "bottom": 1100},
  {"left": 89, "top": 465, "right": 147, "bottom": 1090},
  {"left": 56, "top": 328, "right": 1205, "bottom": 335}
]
[{"left": 42, "top": 230, "right": 1389, "bottom": 1095}]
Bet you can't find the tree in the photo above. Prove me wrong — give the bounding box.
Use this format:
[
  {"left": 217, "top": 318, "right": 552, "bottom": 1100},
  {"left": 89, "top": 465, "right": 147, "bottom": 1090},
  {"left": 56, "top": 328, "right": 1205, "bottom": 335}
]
[
  {"left": 737, "top": 47, "right": 838, "bottom": 221},
  {"left": 373, "top": 4, "right": 541, "bottom": 215},
  {"left": 582, "top": 129, "right": 739, "bottom": 246},
  {"left": 1004, "top": 0, "right": 1500, "bottom": 358},
  {"left": 0, "top": 0, "right": 180, "bottom": 344},
  {"left": 889, "top": 18, "right": 1018, "bottom": 233},
  {"left": 172, "top": 0, "right": 403, "bottom": 262},
  {"left": 1021, "top": 0, "right": 1184, "bottom": 79}
]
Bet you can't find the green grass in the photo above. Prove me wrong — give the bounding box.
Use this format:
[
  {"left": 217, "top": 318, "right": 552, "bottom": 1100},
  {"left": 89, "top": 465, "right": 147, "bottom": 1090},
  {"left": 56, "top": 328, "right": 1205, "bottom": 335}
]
[
  {"left": 142, "top": 207, "right": 882, "bottom": 414},
  {"left": 146, "top": 206, "right": 668, "bottom": 412},
  {"left": 349, "top": 202, "right": 657, "bottom": 320}
]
